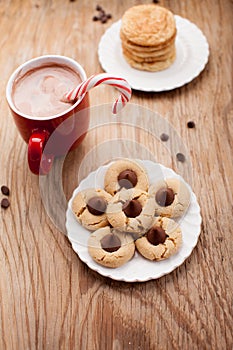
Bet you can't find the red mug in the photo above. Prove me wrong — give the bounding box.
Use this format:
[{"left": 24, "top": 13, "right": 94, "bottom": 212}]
[{"left": 6, "top": 55, "right": 90, "bottom": 175}]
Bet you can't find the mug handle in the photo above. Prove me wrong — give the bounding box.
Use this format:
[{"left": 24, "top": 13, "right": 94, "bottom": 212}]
[{"left": 28, "top": 130, "right": 54, "bottom": 175}]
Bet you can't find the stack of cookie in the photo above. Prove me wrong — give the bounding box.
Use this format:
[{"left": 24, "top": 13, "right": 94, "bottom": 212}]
[
  {"left": 72, "top": 159, "right": 190, "bottom": 268},
  {"left": 120, "top": 4, "right": 177, "bottom": 72}
]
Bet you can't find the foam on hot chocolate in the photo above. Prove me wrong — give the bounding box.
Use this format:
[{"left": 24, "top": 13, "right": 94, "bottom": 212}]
[{"left": 12, "top": 64, "right": 81, "bottom": 117}]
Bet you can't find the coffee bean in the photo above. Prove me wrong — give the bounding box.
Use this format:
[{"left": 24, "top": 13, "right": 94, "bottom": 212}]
[
  {"left": 187, "top": 121, "right": 195, "bottom": 128},
  {"left": 1, "top": 198, "right": 10, "bottom": 209},
  {"left": 101, "top": 15, "right": 108, "bottom": 23},
  {"left": 93, "top": 5, "right": 112, "bottom": 23},
  {"left": 176, "top": 153, "right": 186, "bottom": 163},
  {"left": 1, "top": 185, "right": 10, "bottom": 196},
  {"left": 96, "top": 5, "right": 102, "bottom": 11},
  {"left": 160, "top": 133, "right": 169, "bottom": 142}
]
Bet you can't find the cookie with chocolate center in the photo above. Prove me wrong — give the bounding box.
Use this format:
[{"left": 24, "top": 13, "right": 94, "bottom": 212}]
[
  {"left": 135, "top": 217, "right": 182, "bottom": 260},
  {"left": 149, "top": 178, "right": 190, "bottom": 218},
  {"left": 88, "top": 227, "right": 135, "bottom": 268},
  {"left": 106, "top": 188, "right": 155, "bottom": 237},
  {"left": 104, "top": 158, "right": 149, "bottom": 195},
  {"left": 72, "top": 188, "right": 112, "bottom": 230}
]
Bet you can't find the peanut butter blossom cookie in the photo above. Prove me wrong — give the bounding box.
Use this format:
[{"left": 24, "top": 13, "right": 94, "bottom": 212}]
[
  {"left": 104, "top": 159, "right": 149, "bottom": 195},
  {"left": 72, "top": 188, "right": 112, "bottom": 230},
  {"left": 106, "top": 188, "right": 155, "bottom": 236},
  {"left": 88, "top": 227, "right": 135, "bottom": 268},
  {"left": 135, "top": 217, "right": 182, "bottom": 260},
  {"left": 149, "top": 178, "right": 190, "bottom": 218}
]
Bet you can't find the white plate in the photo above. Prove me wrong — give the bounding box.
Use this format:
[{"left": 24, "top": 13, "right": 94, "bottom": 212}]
[
  {"left": 66, "top": 161, "right": 202, "bottom": 282},
  {"left": 98, "top": 16, "right": 209, "bottom": 91}
]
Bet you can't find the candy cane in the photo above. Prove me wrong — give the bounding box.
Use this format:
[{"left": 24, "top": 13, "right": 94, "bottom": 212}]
[{"left": 64, "top": 73, "right": 132, "bottom": 114}]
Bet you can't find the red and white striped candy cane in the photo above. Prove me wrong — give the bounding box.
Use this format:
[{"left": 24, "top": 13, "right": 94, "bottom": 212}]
[{"left": 64, "top": 73, "right": 132, "bottom": 114}]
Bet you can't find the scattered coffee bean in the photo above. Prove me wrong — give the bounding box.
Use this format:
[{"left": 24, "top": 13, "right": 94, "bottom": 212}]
[
  {"left": 176, "top": 153, "right": 186, "bottom": 163},
  {"left": 1, "top": 185, "right": 10, "bottom": 196},
  {"left": 96, "top": 4, "right": 102, "bottom": 11},
  {"left": 1, "top": 198, "right": 10, "bottom": 209},
  {"left": 187, "top": 121, "right": 195, "bottom": 129},
  {"left": 101, "top": 15, "right": 108, "bottom": 23},
  {"left": 160, "top": 133, "right": 169, "bottom": 142},
  {"left": 93, "top": 5, "right": 112, "bottom": 23}
]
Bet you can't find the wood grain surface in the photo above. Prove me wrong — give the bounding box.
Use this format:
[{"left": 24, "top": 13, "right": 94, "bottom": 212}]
[{"left": 0, "top": 0, "right": 232, "bottom": 349}]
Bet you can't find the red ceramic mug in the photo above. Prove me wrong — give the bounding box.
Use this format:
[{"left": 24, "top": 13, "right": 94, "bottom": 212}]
[{"left": 6, "top": 55, "right": 90, "bottom": 175}]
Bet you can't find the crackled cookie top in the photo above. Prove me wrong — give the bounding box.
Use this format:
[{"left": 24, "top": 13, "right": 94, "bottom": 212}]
[
  {"left": 104, "top": 158, "right": 149, "bottom": 195},
  {"left": 72, "top": 188, "right": 112, "bottom": 230},
  {"left": 88, "top": 227, "right": 135, "bottom": 268},
  {"left": 121, "top": 4, "right": 176, "bottom": 47},
  {"left": 149, "top": 178, "right": 190, "bottom": 218},
  {"left": 106, "top": 188, "right": 155, "bottom": 236},
  {"left": 135, "top": 217, "right": 182, "bottom": 261}
]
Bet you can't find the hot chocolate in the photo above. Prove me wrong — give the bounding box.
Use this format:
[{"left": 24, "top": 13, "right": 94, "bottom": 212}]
[{"left": 12, "top": 64, "right": 81, "bottom": 117}]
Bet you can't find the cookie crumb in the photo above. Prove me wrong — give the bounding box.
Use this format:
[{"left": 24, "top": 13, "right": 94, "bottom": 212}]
[{"left": 1, "top": 198, "right": 10, "bottom": 209}]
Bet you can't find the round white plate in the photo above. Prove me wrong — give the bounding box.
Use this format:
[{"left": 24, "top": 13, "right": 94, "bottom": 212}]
[
  {"left": 66, "top": 161, "right": 202, "bottom": 282},
  {"left": 98, "top": 16, "right": 209, "bottom": 91}
]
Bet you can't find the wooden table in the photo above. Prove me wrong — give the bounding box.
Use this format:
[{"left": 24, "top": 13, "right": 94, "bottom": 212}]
[{"left": 0, "top": 1, "right": 232, "bottom": 349}]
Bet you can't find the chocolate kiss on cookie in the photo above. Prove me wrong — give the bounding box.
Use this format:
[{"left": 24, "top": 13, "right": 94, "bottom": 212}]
[
  {"left": 88, "top": 227, "right": 135, "bottom": 268},
  {"left": 87, "top": 196, "right": 107, "bottom": 215},
  {"left": 100, "top": 234, "right": 121, "bottom": 253},
  {"left": 122, "top": 199, "right": 142, "bottom": 218},
  {"left": 118, "top": 169, "right": 138, "bottom": 189},
  {"left": 146, "top": 226, "right": 167, "bottom": 245},
  {"left": 155, "top": 187, "right": 175, "bottom": 207},
  {"left": 135, "top": 217, "right": 182, "bottom": 260}
]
